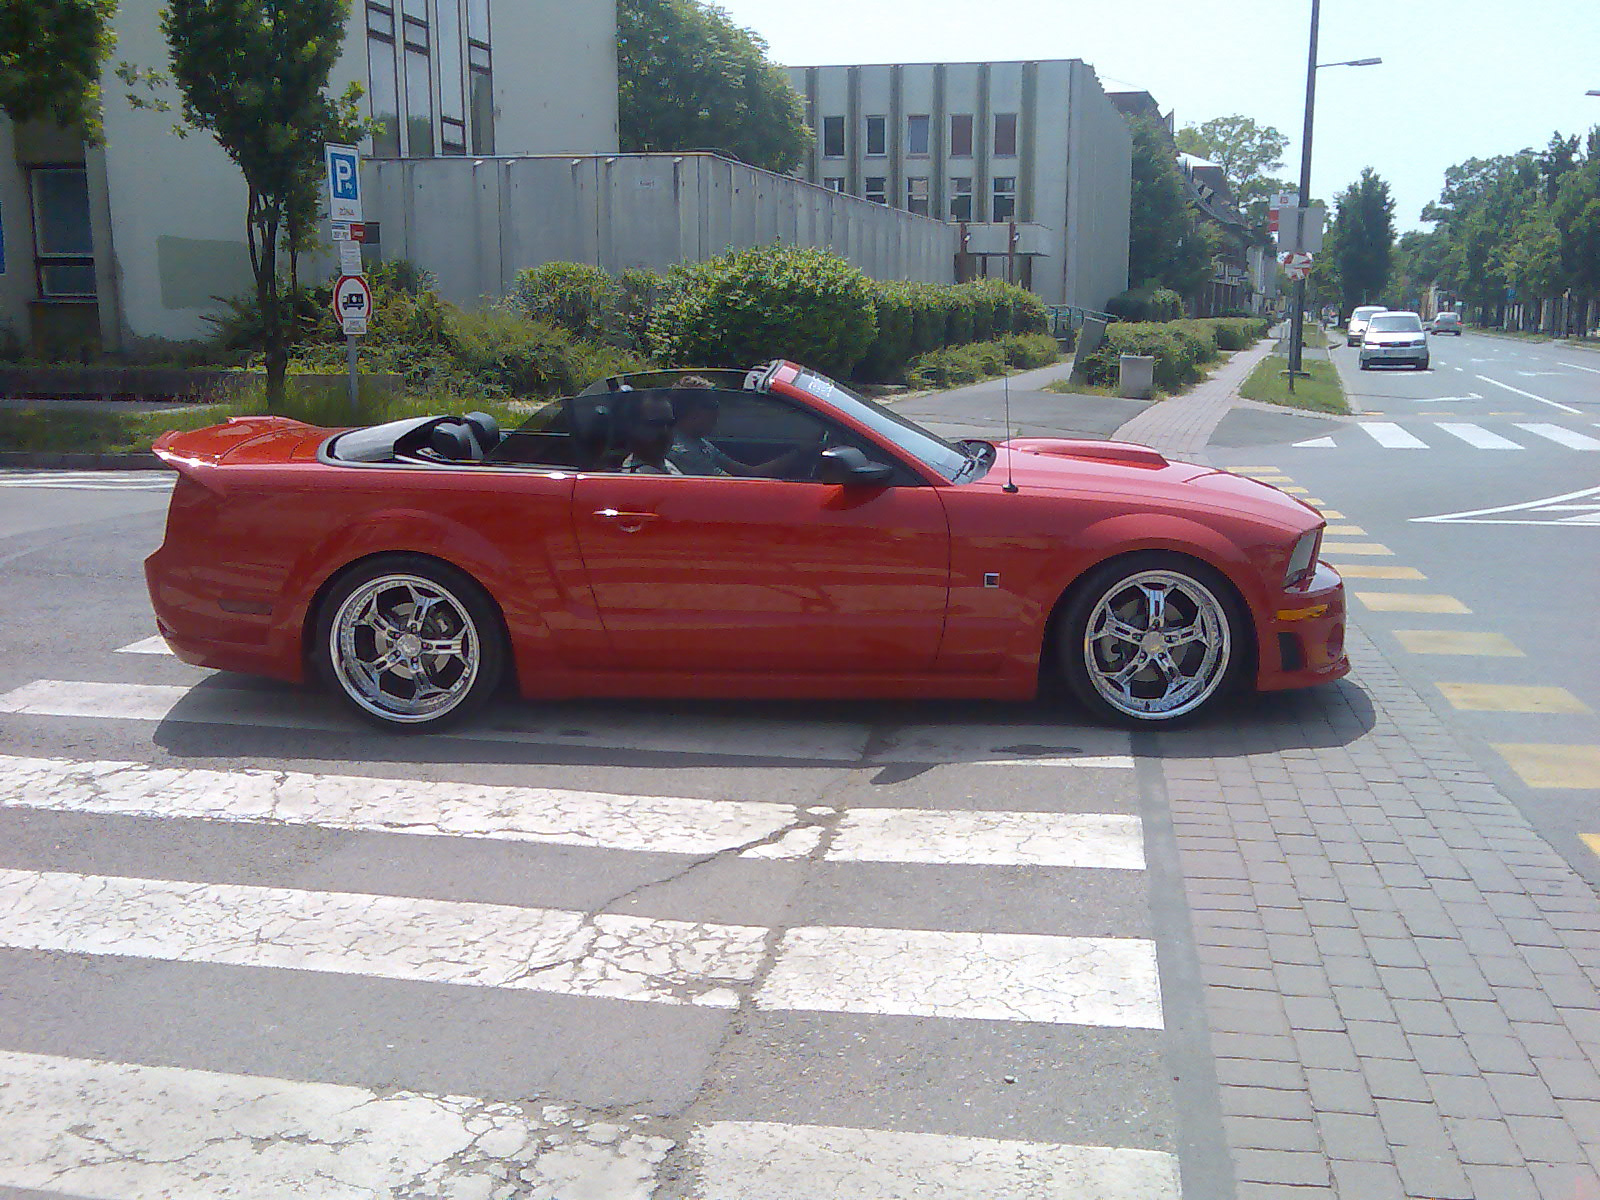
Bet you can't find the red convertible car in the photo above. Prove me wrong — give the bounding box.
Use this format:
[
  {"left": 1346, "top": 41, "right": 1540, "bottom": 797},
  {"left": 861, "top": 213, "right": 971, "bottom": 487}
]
[{"left": 146, "top": 360, "right": 1347, "bottom": 731}]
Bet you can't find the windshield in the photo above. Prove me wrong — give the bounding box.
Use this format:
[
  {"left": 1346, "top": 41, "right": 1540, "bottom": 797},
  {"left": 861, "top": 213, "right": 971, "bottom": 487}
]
[
  {"left": 1352, "top": 307, "right": 1385, "bottom": 321},
  {"left": 788, "top": 368, "right": 971, "bottom": 480},
  {"left": 1435, "top": 313, "right": 1459, "bottom": 322},
  {"left": 1368, "top": 314, "right": 1422, "bottom": 332}
]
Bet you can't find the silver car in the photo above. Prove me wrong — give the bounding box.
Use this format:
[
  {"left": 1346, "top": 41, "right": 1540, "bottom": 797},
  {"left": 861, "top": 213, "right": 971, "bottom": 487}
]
[
  {"left": 1359, "top": 311, "right": 1430, "bottom": 370},
  {"left": 1345, "top": 304, "right": 1387, "bottom": 347},
  {"left": 1428, "top": 312, "right": 1463, "bottom": 335}
]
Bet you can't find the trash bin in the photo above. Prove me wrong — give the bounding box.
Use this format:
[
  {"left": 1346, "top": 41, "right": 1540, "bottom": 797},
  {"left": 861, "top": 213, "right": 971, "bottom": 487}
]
[{"left": 1119, "top": 354, "right": 1155, "bottom": 400}]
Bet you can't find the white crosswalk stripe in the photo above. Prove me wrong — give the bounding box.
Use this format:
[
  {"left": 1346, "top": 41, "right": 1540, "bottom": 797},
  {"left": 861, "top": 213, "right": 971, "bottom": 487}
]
[
  {"left": 1358, "top": 422, "right": 1429, "bottom": 449},
  {"left": 1515, "top": 422, "right": 1600, "bottom": 451},
  {"left": 1434, "top": 422, "right": 1524, "bottom": 450},
  {"left": 0, "top": 633, "right": 1175, "bottom": 1197},
  {"left": 0, "top": 469, "right": 173, "bottom": 491}
]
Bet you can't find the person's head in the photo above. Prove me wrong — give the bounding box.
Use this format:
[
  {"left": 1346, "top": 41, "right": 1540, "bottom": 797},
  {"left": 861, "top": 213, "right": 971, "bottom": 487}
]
[
  {"left": 628, "top": 396, "right": 676, "bottom": 463},
  {"left": 670, "top": 380, "right": 720, "bottom": 438}
]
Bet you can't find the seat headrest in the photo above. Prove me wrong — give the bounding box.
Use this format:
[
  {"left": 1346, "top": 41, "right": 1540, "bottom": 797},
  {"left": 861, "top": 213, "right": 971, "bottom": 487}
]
[
  {"left": 463, "top": 411, "right": 500, "bottom": 453},
  {"left": 428, "top": 423, "right": 481, "bottom": 461}
]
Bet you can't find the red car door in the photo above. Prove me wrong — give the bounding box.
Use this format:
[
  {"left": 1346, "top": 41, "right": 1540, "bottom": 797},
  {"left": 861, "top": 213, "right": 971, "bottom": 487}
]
[{"left": 571, "top": 472, "right": 950, "bottom": 673}]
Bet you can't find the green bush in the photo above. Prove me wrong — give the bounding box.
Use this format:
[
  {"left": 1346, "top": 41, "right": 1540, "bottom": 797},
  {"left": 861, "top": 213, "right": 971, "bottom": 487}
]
[
  {"left": 648, "top": 244, "right": 878, "bottom": 378},
  {"left": 855, "top": 279, "right": 1049, "bottom": 383},
  {"left": 507, "top": 262, "right": 615, "bottom": 342},
  {"left": 904, "top": 333, "right": 1059, "bottom": 390},
  {"left": 1208, "top": 316, "right": 1270, "bottom": 349},
  {"left": 1105, "top": 286, "right": 1184, "bottom": 323},
  {"left": 614, "top": 267, "right": 664, "bottom": 352},
  {"left": 1082, "top": 322, "right": 1211, "bottom": 393}
]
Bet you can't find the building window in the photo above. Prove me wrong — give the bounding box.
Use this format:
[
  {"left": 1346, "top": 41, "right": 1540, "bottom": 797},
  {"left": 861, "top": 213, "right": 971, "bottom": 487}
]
[
  {"left": 865, "top": 115, "right": 886, "bottom": 157},
  {"left": 906, "top": 176, "right": 929, "bottom": 216},
  {"left": 435, "top": 0, "right": 466, "bottom": 154},
  {"left": 822, "top": 176, "right": 845, "bottom": 192},
  {"left": 864, "top": 176, "right": 887, "bottom": 205},
  {"left": 992, "top": 175, "right": 1017, "bottom": 221},
  {"left": 949, "top": 114, "right": 973, "bottom": 158},
  {"left": 31, "top": 168, "right": 96, "bottom": 299},
  {"left": 366, "top": 3, "right": 401, "bottom": 157},
  {"left": 906, "top": 114, "right": 929, "bottom": 157},
  {"left": 993, "top": 112, "right": 1018, "bottom": 157},
  {"left": 401, "top": 1, "right": 434, "bottom": 156},
  {"left": 469, "top": 40, "right": 494, "bottom": 154},
  {"left": 822, "top": 115, "right": 845, "bottom": 158},
  {"left": 949, "top": 176, "right": 973, "bottom": 221}
]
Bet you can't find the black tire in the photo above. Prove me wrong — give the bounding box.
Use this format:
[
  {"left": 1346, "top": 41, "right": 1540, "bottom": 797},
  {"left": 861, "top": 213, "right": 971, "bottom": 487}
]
[
  {"left": 1055, "top": 552, "right": 1250, "bottom": 728},
  {"left": 313, "top": 553, "right": 506, "bottom": 732}
]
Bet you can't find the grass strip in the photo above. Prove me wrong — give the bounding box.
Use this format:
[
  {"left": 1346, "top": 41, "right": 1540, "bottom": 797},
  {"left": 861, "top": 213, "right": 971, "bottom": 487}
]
[{"left": 1238, "top": 354, "right": 1350, "bottom": 415}]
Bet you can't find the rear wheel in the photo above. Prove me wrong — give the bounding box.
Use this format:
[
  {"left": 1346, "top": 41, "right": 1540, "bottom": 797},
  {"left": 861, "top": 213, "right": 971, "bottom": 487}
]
[
  {"left": 1057, "top": 553, "right": 1248, "bottom": 727},
  {"left": 315, "top": 555, "right": 505, "bottom": 732}
]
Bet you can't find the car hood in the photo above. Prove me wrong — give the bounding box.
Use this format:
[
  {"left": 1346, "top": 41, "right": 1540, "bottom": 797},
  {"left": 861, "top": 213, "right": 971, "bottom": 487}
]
[{"left": 982, "top": 438, "right": 1322, "bottom": 530}]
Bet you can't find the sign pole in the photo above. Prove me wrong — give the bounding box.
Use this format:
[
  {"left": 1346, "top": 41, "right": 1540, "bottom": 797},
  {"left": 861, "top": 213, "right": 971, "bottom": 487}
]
[
  {"left": 347, "top": 334, "right": 360, "bottom": 421},
  {"left": 1288, "top": 0, "right": 1321, "bottom": 393}
]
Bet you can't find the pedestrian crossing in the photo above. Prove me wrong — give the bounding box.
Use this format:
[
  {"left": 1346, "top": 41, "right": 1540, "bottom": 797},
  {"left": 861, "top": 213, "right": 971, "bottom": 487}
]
[
  {"left": 1295, "top": 420, "right": 1600, "bottom": 451},
  {"left": 0, "top": 645, "right": 1179, "bottom": 1196},
  {"left": 0, "top": 469, "right": 174, "bottom": 491}
]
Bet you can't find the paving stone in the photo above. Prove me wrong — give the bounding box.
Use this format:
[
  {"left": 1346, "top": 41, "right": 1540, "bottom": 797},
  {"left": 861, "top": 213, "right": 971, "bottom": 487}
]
[
  {"left": 1346, "top": 1019, "right": 1412, "bottom": 1060},
  {"left": 1275, "top": 963, "right": 1335, "bottom": 998},
  {"left": 1214, "top": 1056, "right": 1308, "bottom": 1090},
  {"left": 1376, "top": 965, "right": 1443, "bottom": 1001},
  {"left": 1505, "top": 1114, "right": 1586, "bottom": 1165},
  {"left": 1221, "top": 1084, "right": 1315, "bottom": 1121},
  {"left": 1392, "top": 1143, "right": 1474, "bottom": 1198},
  {"left": 1406, "top": 1032, "right": 1479, "bottom": 1076},
  {"left": 1233, "top": 1148, "right": 1331, "bottom": 1187},
  {"left": 1429, "top": 1073, "right": 1501, "bottom": 1119},
  {"left": 1484, "top": 1072, "right": 1561, "bottom": 1118},
  {"left": 1445, "top": 1116, "right": 1525, "bottom": 1167},
  {"left": 1446, "top": 998, "right": 1518, "bottom": 1036},
  {"left": 1530, "top": 1056, "right": 1600, "bottom": 1102},
  {"left": 1329, "top": 1157, "right": 1405, "bottom": 1200},
  {"left": 1315, "top": 1110, "right": 1389, "bottom": 1160},
  {"left": 1390, "top": 998, "right": 1458, "bottom": 1037},
  {"left": 1284, "top": 995, "right": 1346, "bottom": 1031},
  {"left": 1376, "top": 1098, "right": 1452, "bottom": 1147},
  {"left": 1528, "top": 1161, "right": 1600, "bottom": 1197},
  {"left": 1224, "top": 1115, "right": 1323, "bottom": 1152},
  {"left": 1464, "top": 1163, "right": 1542, "bottom": 1200},
  {"left": 1465, "top": 1033, "right": 1537, "bottom": 1075},
  {"left": 1332, "top": 985, "right": 1396, "bottom": 1024},
  {"left": 1304, "top": 1067, "right": 1377, "bottom": 1115},
  {"left": 1295, "top": 1030, "right": 1361, "bottom": 1072},
  {"left": 1235, "top": 1184, "right": 1334, "bottom": 1200},
  {"left": 1366, "top": 938, "right": 1426, "bottom": 968},
  {"left": 1216, "top": 1032, "right": 1301, "bottom": 1062},
  {"left": 1360, "top": 1056, "right": 1433, "bottom": 1102}
]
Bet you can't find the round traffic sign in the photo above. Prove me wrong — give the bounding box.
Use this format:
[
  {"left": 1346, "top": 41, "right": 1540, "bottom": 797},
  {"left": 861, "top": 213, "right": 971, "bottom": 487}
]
[{"left": 334, "top": 274, "right": 373, "bottom": 320}]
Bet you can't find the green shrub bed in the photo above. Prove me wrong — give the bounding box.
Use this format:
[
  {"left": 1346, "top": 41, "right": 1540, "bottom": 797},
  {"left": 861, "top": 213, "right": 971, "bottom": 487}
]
[
  {"left": 1080, "top": 316, "right": 1269, "bottom": 393},
  {"left": 904, "top": 333, "right": 1059, "bottom": 390}
]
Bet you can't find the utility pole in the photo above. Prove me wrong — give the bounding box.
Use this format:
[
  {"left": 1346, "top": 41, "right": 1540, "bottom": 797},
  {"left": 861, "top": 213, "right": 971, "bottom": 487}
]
[{"left": 1287, "top": 0, "right": 1320, "bottom": 394}]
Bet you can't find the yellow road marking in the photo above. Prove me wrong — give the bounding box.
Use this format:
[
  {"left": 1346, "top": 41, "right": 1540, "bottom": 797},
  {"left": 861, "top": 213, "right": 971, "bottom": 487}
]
[
  {"left": 1230, "top": 467, "right": 1283, "bottom": 474},
  {"left": 1324, "top": 543, "right": 1394, "bottom": 556},
  {"left": 1247, "top": 475, "right": 1294, "bottom": 483},
  {"left": 1324, "top": 525, "right": 1366, "bottom": 536},
  {"left": 1394, "top": 630, "right": 1523, "bottom": 656},
  {"left": 1493, "top": 744, "right": 1600, "bottom": 789},
  {"left": 1317, "top": 510, "right": 1346, "bottom": 520},
  {"left": 1355, "top": 592, "right": 1471, "bottom": 614},
  {"left": 1335, "top": 564, "right": 1426, "bottom": 580},
  {"left": 1583, "top": 833, "right": 1600, "bottom": 860},
  {"left": 1282, "top": 486, "right": 1310, "bottom": 494},
  {"left": 1301, "top": 498, "right": 1327, "bottom": 505},
  {"left": 1437, "top": 683, "right": 1591, "bottom": 714}
]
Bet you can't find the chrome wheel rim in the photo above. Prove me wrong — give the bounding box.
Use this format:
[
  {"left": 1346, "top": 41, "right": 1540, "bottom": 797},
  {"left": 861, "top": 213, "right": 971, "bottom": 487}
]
[
  {"left": 330, "top": 574, "right": 480, "bottom": 723},
  {"left": 1082, "top": 569, "right": 1231, "bottom": 720}
]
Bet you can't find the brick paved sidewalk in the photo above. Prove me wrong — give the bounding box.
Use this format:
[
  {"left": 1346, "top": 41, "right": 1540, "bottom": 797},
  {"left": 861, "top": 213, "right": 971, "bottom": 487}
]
[
  {"left": 1110, "top": 337, "right": 1279, "bottom": 460},
  {"left": 1157, "top": 629, "right": 1600, "bottom": 1200}
]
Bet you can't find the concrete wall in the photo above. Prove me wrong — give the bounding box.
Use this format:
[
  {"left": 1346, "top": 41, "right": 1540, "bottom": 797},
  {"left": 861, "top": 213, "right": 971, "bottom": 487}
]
[
  {"left": 1062, "top": 61, "right": 1131, "bottom": 312},
  {"left": 365, "top": 153, "right": 959, "bottom": 308}
]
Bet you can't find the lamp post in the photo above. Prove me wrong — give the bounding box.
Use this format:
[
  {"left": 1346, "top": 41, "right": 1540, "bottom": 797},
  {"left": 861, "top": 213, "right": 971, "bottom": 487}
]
[{"left": 1285, "top": 0, "right": 1380, "bottom": 392}]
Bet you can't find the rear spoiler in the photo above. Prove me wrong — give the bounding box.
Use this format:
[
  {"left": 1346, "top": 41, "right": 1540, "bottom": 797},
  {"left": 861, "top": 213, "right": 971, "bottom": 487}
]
[{"left": 152, "top": 415, "right": 317, "bottom": 473}]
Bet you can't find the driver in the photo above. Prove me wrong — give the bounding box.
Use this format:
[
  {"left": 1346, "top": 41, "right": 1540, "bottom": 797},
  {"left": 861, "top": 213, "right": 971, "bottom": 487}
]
[
  {"left": 620, "top": 396, "right": 684, "bottom": 475},
  {"left": 665, "top": 376, "right": 810, "bottom": 479}
]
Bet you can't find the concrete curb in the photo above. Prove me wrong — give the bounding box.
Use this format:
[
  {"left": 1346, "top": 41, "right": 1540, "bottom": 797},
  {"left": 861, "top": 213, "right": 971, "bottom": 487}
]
[{"left": 0, "top": 451, "right": 166, "bottom": 470}]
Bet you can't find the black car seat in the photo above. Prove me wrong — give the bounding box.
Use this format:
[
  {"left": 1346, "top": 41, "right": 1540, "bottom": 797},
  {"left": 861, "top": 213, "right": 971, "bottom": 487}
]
[
  {"left": 426, "top": 421, "right": 482, "bottom": 462},
  {"left": 462, "top": 411, "right": 501, "bottom": 454}
]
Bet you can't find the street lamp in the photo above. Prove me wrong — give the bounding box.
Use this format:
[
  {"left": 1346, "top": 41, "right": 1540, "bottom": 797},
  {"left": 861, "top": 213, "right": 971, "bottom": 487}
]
[{"left": 1285, "top": 0, "right": 1381, "bottom": 392}]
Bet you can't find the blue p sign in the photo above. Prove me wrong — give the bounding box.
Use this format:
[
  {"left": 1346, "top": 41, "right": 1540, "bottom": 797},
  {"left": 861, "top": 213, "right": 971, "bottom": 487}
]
[{"left": 325, "top": 143, "right": 363, "bottom": 222}]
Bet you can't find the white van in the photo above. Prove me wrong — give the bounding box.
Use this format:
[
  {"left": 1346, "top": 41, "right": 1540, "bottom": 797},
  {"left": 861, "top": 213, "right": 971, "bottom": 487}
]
[{"left": 1345, "top": 305, "right": 1387, "bottom": 347}]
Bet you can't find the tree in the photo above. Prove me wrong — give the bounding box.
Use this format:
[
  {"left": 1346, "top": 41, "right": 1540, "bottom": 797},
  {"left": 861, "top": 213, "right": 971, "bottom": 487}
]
[
  {"left": 618, "top": 0, "right": 812, "bottom": 173},
  {"left": 0, "top": 0, "right": 118, "bottom": 140},
  {"left": 1126, "top": 116, "right": 1212, "bottom": 300},
  {"left": 162, "top": 0, "right": 364, "bottom": 407},
  {"left": 1329, "top": 168, "right": 1395, "bottom": 314},
  {"left": 1174, "top": 114, "right": 1289, "bottom": 230},
  {"left": 1389, "top": 228, "right": 1450, "bottom": 311}
]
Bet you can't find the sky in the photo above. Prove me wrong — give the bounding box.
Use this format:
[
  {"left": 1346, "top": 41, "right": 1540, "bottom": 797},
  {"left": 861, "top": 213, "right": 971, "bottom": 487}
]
[{"left": 712, "top": 0, "right": 1600, "bottom": 234}]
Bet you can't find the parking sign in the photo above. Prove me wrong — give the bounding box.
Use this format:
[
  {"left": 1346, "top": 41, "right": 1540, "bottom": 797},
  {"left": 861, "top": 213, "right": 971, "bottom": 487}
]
[{"left": 325, "top": 143, "right": 362, "bottom": 223}]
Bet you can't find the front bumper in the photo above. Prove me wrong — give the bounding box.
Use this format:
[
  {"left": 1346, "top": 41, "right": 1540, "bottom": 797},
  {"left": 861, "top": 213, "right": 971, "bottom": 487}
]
[
  {"left": 1258, "top": 559, "right": 1349, "bottom": 691},
  {"left": 1360, "top": 343, "right": 1428, "bottom": 365}
]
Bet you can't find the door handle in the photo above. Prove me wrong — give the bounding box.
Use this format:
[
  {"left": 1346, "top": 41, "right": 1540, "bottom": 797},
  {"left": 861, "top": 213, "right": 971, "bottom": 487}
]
[{"left": 593, "top": 508, "right": 658, "bottom": 533}]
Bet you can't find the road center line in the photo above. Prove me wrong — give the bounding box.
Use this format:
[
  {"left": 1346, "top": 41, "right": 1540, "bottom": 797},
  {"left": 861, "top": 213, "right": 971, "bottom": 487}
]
[{"left": 1475, "top": 375, "right": 1582, "bottom": 414}]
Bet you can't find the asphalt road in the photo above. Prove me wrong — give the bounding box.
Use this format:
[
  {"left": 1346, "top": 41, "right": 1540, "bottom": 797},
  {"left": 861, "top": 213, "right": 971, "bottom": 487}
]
[{"left": 1211, "top": 329, "right": 1600, "bottom": 889}]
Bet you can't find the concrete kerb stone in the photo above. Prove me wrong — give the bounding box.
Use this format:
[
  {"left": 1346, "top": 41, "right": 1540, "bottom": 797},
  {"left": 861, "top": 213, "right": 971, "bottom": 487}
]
[{"left": 1161, "top": 622, "right": 1600, "bottom": 1196}]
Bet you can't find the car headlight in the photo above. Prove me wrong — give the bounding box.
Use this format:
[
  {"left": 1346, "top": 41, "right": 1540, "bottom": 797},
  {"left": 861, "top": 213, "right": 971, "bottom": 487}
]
[{"left": 1284, "top": 528, "right": 1321, "bottom": 590}]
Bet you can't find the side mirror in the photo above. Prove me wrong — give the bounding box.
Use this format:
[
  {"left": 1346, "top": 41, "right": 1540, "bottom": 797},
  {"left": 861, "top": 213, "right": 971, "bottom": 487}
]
[{"left": 818, "top": 445, "right": 893, "bottom": 486}]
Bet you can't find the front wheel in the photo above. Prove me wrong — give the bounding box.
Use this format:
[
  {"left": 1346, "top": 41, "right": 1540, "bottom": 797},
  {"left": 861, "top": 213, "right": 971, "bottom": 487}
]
[
  {"left": 1056, "top": 554, "right": 1248, "bottom": 726},
  {"left": 314, "top": 555, "right": 506, "bottom": 732}
]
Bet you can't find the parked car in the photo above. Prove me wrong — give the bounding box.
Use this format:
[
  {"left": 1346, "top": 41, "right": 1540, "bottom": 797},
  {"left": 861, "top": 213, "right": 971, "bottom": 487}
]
[
  {"left": 1428, "top": 312, "right": 1463, "bottom": 335},
  {"left": 146, "top": 361, "right": 1348, "bottom": 731},
  {"left": 1359, "top": 311, "right": 1430, "bottom": 370},
  {"left": 1345, "top": 305, "right": 1387, "bottom": 346}
]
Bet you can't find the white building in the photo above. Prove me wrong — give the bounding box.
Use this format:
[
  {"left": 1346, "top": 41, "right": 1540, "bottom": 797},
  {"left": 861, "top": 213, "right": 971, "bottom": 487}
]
[
  {"left": 1, "top": 0, "right": 619, "bottom": 353},
  {"left": 787, "top": 59, "right": 1132, "bottom": 308}
]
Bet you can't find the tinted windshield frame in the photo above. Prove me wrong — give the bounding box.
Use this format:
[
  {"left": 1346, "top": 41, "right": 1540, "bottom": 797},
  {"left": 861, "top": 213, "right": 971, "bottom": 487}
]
[
  {"left": 1368, "top": 315, "right": 1422, "bottom": 332},
  {"left": 785, "top": 368, "right": 971, "bottom": 481}
]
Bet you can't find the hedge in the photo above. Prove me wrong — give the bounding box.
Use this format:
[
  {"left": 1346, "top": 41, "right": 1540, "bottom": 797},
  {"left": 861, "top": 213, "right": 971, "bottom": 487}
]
[
  {"left": 1105, "top": 286, "right": 1184, "bottom": 323},
  {"left": 856, "top": 278, "right": 1048, "bottom": 383},
  {"left": 905, "top": 332, "right": 1059, "bottom": 390},
  {"left": 1079, "top": 317, "right": 1270, "bottom": 393}
]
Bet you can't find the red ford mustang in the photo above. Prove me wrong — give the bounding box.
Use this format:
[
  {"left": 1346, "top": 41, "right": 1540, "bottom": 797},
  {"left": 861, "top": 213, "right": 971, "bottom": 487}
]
[{"left": 146, "top": 360, "right": 1347, "bottom": 731}]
